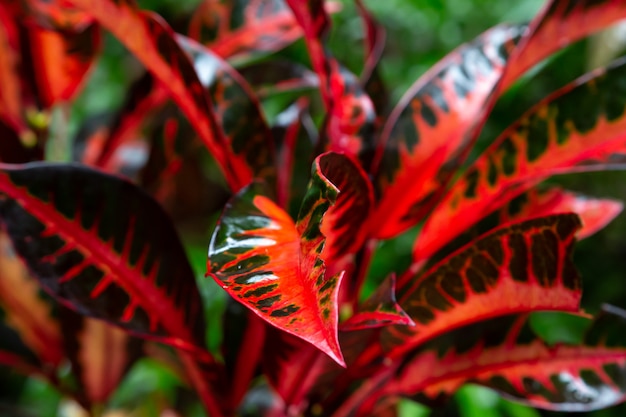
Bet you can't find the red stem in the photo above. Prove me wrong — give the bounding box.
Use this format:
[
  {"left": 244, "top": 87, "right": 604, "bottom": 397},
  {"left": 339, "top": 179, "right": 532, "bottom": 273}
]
[{"left": 178, "top": 350, "right": 225, "bottom": 417}]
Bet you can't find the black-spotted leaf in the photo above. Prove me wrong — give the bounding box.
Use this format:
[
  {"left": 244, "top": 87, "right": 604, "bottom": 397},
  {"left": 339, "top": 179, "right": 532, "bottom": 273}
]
[
  {"left": 386, "top": 214, "right": 582, "bottom": 360},
  {"left": 415, "top": 57, "right": 626, "bottom": 264},
  {"left": 208, "top": 177, "right": 344, "bottom": 366},
  {"left": 377, "top": 307, "right": 626, "bottom": 413}
]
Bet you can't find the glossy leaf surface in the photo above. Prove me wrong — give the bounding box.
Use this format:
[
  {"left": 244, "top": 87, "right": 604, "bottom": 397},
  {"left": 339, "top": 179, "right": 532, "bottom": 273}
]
[
  {"left": 416, "top": 57, "right": 626, "bottom": 263},
  {"left": 383, "top": 307, "right": 626, "bottom": 412},
  {"left": 208, "top": 180, "right": 344, "bottom": 366},
  {"left": 389, "top": 214, "right": 582, "bottom": 359},
  {"left": 0, "top": 163, "right": 208, "bottom": 358},
  {"left": 178, "top": 35, "right": 276, "bottom": 185},
  {"left": 370, "top": 24, "right": 522, "bottom": 239}
]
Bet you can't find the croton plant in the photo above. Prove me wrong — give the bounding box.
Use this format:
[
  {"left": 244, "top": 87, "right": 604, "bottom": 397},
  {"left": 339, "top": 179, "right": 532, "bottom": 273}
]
[{"left": 3, "top": 0, "right": 626, "bottom": 416}]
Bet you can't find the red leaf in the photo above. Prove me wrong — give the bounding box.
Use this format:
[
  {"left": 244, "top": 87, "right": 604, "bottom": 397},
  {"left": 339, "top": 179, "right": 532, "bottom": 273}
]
[
  {"left": 208, "top": 180, "right": 345, "bottom": 366},
  {"left": 499, "top": 0, "right": 626, "bottom": 93},
  {"left": 62, "top": 0, "right": 250, "bottom": 191},
  {"left": 501, "top": 188, "right": 623, "bottom": 240},
  {"left": 415, "top": 57, "right": 626, "bottom": 264},
  {"left": 388, "top": 214, "right": 582, "bottom": 360},
  {"left": 318, "top": 152, "right": 374, "bottom": 267},
  {"left": 0, "top": 163, "right": 208, "bottom": 359},
  {"left": 370, "top": 24, "right": 523, "bottom": 239},
  {"left": 286, "top": 0, "right": 376, "bottom": 165},
  {"left": 381, "top": 307, "right": 626, "bottom": 412}
]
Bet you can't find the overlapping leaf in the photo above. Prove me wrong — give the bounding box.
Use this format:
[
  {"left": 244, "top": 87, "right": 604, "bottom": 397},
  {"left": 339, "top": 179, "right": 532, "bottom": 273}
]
[
  {"left": 379, "top": 307, "right": 626, "bottom": 413},
  {"left": 190, "top": 0, "right": 304, "bottom": 63},
  {"left": 341, "top": 274, "right": 414, "bottom": 331},
  {"left": 286, "top": 0, "right": 376, "bottom": 165},
  {"left": 0, "top": 163, "right": 208, "bottom": 359},
  {"left": 500, "top": 188, "right": 623, "bottom": 240},
  {"left": 0, "top": 232, "right": 63, "bottom": 367},
  {"left": 61, "top": 0, "right": 250, "bottom": 190},
  {"left": 415, "top": 57, "right": 626, "bottom": 263},
  {"left": 208, "top": 178, "right": 344, "bottom": 365},
  {"left": 370, "top": 24, "right": 523, "bottom": 239},
  {"left": 386, "top": 214, "right": 582, "bottom": 359},
  {"left": 372, "top": 0, "right": 626, "bottom": 240},
  {"left": 61, "top": 309, "right": 143, "bottom": 407}
]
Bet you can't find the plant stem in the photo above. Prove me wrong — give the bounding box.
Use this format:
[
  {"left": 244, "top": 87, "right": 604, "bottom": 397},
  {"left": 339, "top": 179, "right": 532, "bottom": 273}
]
[
  {"left": 178, "top": 350, "right": 225, "bottom": 417},
  {"left": 351, "top": 238, "right": 377, "bottom": 309}
]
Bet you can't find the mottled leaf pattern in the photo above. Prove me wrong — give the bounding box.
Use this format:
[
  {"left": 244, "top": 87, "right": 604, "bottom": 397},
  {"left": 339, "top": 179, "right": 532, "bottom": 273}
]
[
  {"left": 380, "top": 307, "right": 626, "bottom": 412},
  {"left": 387, "top": 215, "right": 582, "bottom": 359},
  {"left": 416, "top": 57, "right": 626, "bottom": 263},
  {"left": 208, "top": 180, "right": 344, "bottom": 365},
  {"left": 0, "top": 163, "right": 208, "bottom": 358},
  {"left": 501, "top": 188, "right": 623, "bottom": 240},
  {"left": 370, "top": 25, "right": 523, "bottom": 239},
  {"left": 317, "top": 152, "right": 373, "bottom": 267}
]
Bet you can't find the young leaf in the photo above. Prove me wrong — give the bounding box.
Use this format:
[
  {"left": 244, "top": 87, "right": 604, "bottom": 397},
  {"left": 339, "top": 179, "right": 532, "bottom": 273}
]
[
  {"left": 341, "top": 274, "right": 414, "bottom": 331},
  {"left": 388, "top": 214, "right": 582, "bottom": 359},
  {"left": 286, "top": 0, "right": 376, "bottom": 165},
  {"left": 207, "top": 180, "right": 345, "bottom": 366},
  {"left": 415, "top": 57, "right": 626, "bottom": 263},
  {"left": 0, "top": 163, "right": 208, "bottom": 358},
  {"left": 317, "top": 152, "right": 374, "bottom": 267},
  {"left": 383, "top": 307, "right": 626, "bottom": 412},
  {"left": 370, "top": 24, "right": 523, "bottom": 239}
]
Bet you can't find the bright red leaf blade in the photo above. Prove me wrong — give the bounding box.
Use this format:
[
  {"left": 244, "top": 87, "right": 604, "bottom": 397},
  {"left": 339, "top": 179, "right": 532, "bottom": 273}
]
[
  {"left": 0, "top": 163, "right": 209, "bottom": 359},
  {"left": 208, "top": 178, "right": 345, "bottom": 366},
  {"left": 370, "top": 24, "right": 523, "bottom": 239},
  {"left": 379, "top": 307, "right": 626, "bottom": 412},
  {"left": 389, "top": 214, "right": 582, "bottom": 360},
  {"left": 415, "top": 56, "right": 626, "bottom": 264}
]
